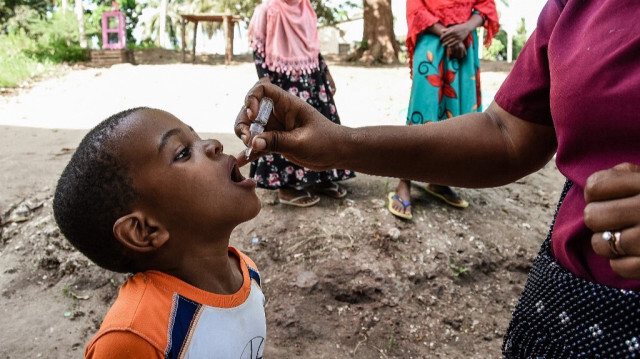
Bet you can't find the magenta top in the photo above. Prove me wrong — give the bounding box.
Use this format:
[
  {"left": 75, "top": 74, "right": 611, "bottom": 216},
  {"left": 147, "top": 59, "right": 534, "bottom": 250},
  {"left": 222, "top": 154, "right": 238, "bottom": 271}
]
[{"left": 494, "top": 0, "right": 640, "bottom": 289}]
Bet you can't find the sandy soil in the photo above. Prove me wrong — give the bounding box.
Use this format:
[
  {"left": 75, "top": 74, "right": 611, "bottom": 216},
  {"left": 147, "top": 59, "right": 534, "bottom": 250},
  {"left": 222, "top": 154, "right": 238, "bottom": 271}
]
[{"left": 0, "top": 58, "right": 566, "bottom": 358}]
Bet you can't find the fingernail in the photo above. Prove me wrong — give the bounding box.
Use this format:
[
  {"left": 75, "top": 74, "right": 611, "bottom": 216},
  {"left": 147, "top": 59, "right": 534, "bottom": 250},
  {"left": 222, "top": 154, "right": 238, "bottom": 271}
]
[
  {"left": 241, "top": 134, "right": 247, "bottom": 143},
  {"left": 254, "top": 138, "right": 267, "bottom": 151},
  {"left": 246, "top": 108, "right": 253, "bottom": 118}
]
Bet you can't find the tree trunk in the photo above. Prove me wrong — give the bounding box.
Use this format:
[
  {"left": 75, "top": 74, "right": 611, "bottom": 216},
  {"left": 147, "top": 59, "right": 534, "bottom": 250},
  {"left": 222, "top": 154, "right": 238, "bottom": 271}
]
[
  {"left": 158, "top": 0, "right": 169, "bottom": 48},
  {"left": 61, "top": 0, "right": 68, "bottom": 12},
  {"left": 74, "top": 0, "right": 87, "bottom": 48},
  {"left": 350, "top": 0, "right": 399, "bottom": 64}
]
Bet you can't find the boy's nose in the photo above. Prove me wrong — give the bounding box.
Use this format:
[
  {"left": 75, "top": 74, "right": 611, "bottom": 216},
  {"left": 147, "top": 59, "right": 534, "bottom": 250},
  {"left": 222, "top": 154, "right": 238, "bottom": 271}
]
[{"left": 204, "top": 139, "right": 223, "bottom": 156}]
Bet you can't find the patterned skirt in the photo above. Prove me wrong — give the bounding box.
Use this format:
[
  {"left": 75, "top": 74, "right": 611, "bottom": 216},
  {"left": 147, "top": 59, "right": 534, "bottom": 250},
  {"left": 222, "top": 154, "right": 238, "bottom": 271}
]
[
  {"left": 250, "top": 54, "right": 355, "bottom": 189},
  {"left": 407, "top": 30, "right": 482, "bottom": 125},
  {"left": 503, "top": 181, "right": 640, "bottom": 358}
]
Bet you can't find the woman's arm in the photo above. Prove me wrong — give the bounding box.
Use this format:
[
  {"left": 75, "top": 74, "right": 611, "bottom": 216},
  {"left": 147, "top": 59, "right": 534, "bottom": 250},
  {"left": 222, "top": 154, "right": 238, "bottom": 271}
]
[
  {"left": 235, "top": 81, "right": 557, "bottom": 188},
  {"left": 440, "top": 13, "right": 484, "bottom": 47},
  {"left": 425, "top": 22, "right": 447, "bottom": 37}
]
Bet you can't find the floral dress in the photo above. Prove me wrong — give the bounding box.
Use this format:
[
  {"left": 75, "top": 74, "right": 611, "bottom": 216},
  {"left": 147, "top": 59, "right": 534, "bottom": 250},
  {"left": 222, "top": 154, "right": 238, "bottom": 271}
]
[
  {"left": 407, "top": 26, "right": 482, "bottom": 125},
  {"left": 250, "top": 51, "right": 355, "bottom": 189}
]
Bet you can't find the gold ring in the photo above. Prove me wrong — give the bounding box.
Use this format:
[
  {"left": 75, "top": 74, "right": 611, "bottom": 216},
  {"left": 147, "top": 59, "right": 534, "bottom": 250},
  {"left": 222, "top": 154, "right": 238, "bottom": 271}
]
[{"left": 611, "top": 231, "right": 624, "bottom": 256}]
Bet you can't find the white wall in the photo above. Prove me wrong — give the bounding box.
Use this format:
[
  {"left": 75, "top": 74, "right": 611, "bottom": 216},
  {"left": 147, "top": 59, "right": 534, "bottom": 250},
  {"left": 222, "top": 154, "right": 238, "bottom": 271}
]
[{"left": 318, "top": 18, "right": 364, "bottom": 55}]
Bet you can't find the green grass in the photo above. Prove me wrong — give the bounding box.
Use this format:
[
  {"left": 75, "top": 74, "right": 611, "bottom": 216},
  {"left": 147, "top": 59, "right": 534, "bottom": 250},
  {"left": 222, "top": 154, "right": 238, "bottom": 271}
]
[
  {"left": 0, "top": 33, "right": 52, "bottom": 88},
  {"left": 0, "top": 53, "right": 51, "bottom": 87}
]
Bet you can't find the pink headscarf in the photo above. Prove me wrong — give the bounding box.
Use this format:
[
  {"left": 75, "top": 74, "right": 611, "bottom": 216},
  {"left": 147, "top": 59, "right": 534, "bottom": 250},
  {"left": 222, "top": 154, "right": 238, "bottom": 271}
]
[{"left": 249, "top": 0, "right": 320, "bottom": 75}]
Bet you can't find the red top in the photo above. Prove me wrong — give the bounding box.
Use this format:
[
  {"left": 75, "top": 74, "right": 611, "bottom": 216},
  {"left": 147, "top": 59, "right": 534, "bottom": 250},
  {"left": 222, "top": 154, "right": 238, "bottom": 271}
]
[
  {"left": 406, "top": 0, "right": 500, "bottom": 74},
  {"left": 495, "top": 0, "right": 640, "bottom": 289}
]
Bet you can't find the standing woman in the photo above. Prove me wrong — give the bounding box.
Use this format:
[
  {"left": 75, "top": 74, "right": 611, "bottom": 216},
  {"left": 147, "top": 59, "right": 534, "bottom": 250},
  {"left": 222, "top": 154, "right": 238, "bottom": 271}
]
[
  {"left": 389, "top": 0, "right": 499, "bottom": 219},
  {"left": 248, "top": 0, "right": 355, "bottom": 207}
]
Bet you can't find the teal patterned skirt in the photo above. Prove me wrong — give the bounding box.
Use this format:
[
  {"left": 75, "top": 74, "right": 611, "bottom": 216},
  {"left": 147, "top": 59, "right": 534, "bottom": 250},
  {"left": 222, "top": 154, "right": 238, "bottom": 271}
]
[{"left": 407, "top": 30, "right": 482, "bottom": 125}]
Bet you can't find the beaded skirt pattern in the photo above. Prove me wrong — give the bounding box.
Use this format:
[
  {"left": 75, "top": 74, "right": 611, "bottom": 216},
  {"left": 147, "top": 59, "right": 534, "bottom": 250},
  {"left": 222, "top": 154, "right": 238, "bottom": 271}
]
[{"left": 502, "top": 180, "right": 640, "bottom": 358}]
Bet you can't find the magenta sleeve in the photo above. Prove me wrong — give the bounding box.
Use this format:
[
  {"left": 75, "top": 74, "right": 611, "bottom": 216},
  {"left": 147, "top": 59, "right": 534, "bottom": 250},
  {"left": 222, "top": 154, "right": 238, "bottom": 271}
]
[{"left": 494, "top": 0, "right": 566, "bottom": 126}]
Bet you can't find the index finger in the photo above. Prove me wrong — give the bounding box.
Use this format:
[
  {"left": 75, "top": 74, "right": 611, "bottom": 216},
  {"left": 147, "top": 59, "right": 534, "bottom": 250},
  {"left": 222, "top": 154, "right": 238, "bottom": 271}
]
[
  {"left": 442, "top": 37, "right": 459, "bottom": 47},
  {"left": 584, "top": 162, "right": 640, "bottom": 203},
  {"left": 234, "top": 78, "right": 272, "bottom": 144}
]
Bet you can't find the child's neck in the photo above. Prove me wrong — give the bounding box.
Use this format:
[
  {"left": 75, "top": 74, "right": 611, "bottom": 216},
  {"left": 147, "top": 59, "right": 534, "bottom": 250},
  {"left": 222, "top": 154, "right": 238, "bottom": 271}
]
[{"left": 163, "top": 242, "right": 244, "bottom": 295}]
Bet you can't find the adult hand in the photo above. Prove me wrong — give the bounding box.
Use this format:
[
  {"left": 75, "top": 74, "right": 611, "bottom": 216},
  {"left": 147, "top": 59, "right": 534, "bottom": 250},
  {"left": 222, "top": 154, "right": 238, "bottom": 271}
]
[
  {"left": 585, "top": 162, "right": 640, "bottom": 280},
  {"left": 446, "top": 41, "right": 467, "bottom": 60},
  {"left": 234, "top": 79, "right": 346, "bottom": 169},
  {"left": 440, "top": 24, "right": 471, "bottom": 48}
]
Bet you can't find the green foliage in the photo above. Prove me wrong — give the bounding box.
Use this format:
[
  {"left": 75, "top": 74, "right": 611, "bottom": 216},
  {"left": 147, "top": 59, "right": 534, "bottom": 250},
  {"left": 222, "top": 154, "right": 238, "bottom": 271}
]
[
  {"left": 28, "top": 38, "right": 89, "bottom": 62},
  {"left": 85, "top": 3, "right": 111, "bottom": 48},
  {"left": 136, "top": 0, "right": 348, "bottom": 49},
  {"left": 27, "top": 10, "right": 79, "bottom": 44},
  {"left": 0, "top": 31, "right": 52, "bottom": 87},
  {"left": 116, "top": 0, "right": 142, "bottom": 44},
  {"left": 22, "top": 10, "right": 89, "bottom": 62},
  {"left": 482, "top": 18, "right": 528, "bottom": 61},
  {"left": 0, "top": 0, "right": 49, "bottom": 30},
  {"left": 512, "top": 20, "right": 528, "bottom": 57},
  {"left": 311, "top": 0, "right": 357, "bottom": 26},
  {"left": 1, "top": 10, "right": 88, "bottom": 85},
  {"left": 387, "top": 335, "right": 397, "bottom": 350},
  {"left": 482, "top": 36, "right": 505, "bottom": 61},
  {"left": 209, "top": 0, "right": 350, "bottom": 27},
  {"left": 210, "top": 0, "right": 350, "bottom": 26},
  {"left": 215, "top": 0, "right": 261, "bottom": 21},
  {"left": 450, "top": 263, "right": 468, "bottom": 277}
]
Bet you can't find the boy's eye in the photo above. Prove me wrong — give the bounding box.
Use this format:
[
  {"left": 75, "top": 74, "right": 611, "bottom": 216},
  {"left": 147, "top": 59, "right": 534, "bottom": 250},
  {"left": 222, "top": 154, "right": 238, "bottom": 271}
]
[{"left": 174, "top": 146, "right": 191, "bottom": 161}]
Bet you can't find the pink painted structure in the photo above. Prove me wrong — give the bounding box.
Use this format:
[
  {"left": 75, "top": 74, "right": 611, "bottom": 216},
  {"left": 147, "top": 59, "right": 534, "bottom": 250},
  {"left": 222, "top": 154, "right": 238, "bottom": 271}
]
[{"left": 101, "top": 5, "right": 126, "bottom": 50}]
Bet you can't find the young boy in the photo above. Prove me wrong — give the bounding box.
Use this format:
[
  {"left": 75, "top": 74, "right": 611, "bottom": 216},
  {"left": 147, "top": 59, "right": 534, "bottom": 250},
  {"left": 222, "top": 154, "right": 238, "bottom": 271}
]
[{"left": 53, "top": 107, "right": 266, "bottom": 358}]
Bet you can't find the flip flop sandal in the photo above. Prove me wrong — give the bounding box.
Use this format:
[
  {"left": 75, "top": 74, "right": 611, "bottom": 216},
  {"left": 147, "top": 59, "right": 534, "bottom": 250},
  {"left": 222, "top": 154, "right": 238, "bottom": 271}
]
[
  {"left": 279, "top": 191, "right": 320, "bottom": 207},
  {"left": 316, "top": 182, "right": 347, "bottom": 199},
  {"left": 423, "top": 185, "right": 469, "bottom": 208},
  {"left": 388, "top": 192, "right": 413, "bottom": 219}
]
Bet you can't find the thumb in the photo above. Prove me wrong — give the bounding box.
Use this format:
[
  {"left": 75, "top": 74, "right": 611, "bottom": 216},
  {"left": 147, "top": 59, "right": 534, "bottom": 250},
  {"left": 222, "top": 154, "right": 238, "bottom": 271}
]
[
  {"left": 236, "top": 130, "right": 303, "bottom": 167},
  {"left": 253, "top": 129, "right": 300, "bottom": 155}
]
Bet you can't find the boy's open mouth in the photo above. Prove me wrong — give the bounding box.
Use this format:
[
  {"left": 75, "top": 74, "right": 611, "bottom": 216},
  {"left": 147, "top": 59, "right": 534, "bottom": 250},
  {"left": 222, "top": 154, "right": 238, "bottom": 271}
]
[{"left": 230, "top": 162, "right": 246, "bottom": 183}]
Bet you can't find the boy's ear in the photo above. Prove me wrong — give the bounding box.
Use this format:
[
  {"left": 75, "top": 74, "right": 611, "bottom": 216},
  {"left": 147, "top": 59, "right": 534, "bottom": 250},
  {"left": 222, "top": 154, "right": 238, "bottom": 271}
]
[{"left": 113, "top": 212, "right": 170, "bottom": 253}]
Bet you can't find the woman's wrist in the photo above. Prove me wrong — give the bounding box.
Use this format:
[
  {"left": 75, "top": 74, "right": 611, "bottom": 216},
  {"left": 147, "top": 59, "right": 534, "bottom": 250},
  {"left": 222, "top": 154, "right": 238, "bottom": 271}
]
[
  {"left": 427, "top": 22, "right": 445, "bottom": 37},
  {"left": 466, "top": 13, "right": 485, "bottom": 30}
]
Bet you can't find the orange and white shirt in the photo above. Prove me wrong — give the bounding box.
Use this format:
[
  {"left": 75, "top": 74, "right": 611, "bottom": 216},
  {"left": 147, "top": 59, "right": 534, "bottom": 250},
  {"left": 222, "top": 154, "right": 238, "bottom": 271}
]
[{"left": 86, "top": 247, "right": 265, "bottom": 359}]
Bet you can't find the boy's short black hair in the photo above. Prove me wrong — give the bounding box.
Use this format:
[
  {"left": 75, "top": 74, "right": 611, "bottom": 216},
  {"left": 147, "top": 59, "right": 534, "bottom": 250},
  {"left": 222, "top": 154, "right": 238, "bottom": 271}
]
[{"left": 53, "top": 107, "right": 148, "bottom": 273}]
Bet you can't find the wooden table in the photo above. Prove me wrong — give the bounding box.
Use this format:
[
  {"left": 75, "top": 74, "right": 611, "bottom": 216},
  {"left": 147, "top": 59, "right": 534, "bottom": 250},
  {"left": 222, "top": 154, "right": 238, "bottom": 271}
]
[{"left": 180, "top": 13, "right": 243, "bottom": 64}]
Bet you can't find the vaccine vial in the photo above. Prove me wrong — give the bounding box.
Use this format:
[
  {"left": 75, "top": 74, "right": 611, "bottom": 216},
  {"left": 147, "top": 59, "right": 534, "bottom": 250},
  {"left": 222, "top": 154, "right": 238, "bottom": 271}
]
[{"left": 245, "top": 97, "right": 274, "bottom": 159}]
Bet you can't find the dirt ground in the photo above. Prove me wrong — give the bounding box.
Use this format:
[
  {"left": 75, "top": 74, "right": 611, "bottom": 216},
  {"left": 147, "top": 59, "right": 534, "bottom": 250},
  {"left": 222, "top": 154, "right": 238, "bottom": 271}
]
[{"left": 0, "top": 58, "right": 565, "bottom": 358}]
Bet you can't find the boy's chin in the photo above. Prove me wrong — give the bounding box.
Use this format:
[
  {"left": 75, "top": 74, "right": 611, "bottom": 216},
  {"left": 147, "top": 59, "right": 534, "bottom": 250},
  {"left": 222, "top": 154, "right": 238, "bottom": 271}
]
[
  {"left": 239, "top": 198, "right": 262, "bottom": 222},
  {"left": 247, "top": 202, "right": 262, "bottom": 220}
]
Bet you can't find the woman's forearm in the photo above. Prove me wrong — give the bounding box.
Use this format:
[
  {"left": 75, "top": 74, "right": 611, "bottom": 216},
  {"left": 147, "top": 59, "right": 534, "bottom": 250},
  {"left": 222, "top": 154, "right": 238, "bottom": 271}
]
[
  {"left": 425, "top": 22, "right": 446, "bottom": 37},
  {"left": 465, "top": 13, "right": 485, "bottom": 31},
  {"left": 336, "top": 102, "right": 558, "bottom": 188},
  {"left": 237, "top": 83, "right": 556, "bottom": 188},
  {"left": 427, "top": 14, "right": 483, "bottom": 37}
]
